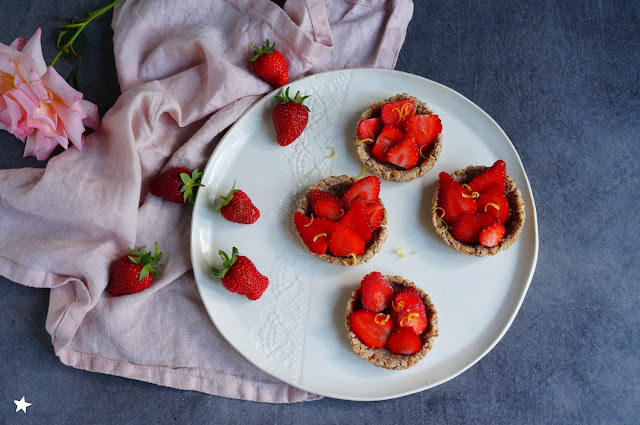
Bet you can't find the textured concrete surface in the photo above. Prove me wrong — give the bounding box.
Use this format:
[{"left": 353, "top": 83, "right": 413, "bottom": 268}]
[{"left": 1, "top": 0, "right": 639, "bottom": 423}]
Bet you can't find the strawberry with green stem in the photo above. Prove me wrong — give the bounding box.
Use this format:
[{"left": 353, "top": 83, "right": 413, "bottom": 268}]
[
  {"left": 107, "top": 243, "right": 164, "bottom": 296},
  {"left": 211, "top": 247, "right": 269, "bottom": 300},
  {"left": 149, "top": 168, "right": 204, "bottom": 204},
  {"left": 272, "top": 87, "right": 310, "bottom": 146},
  {"left": 215, "top": 181, "right": 260, "bottom": 224},
  {"left": 249, "top": 39, "right": 288, "bottom": 87}
]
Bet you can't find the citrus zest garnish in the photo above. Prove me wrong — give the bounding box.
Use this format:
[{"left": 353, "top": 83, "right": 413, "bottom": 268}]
[
  {"left": 395, "top": 247, "right": 408, "bottom": 257},
  {"left": 399, "top": 313, "right": 419, "bottom": 327},
  {"left": 461, "top": 184, "right": 479, "bottom": 198},
  {"left": 374, "top": 313, "right": 390, "bottom": 325},
  {"left": 419, "top": 145, "right": 429, "bottom": 159},
  {"left": 329, "top": 209, "right": 345, "bottom": 220},
  {"left": 357, "top": 138, "right": 374, "bottom": 145},
  {"left": 312, "top": 233, "right": 327, "bottom": 242},
  {"left": 485, "top": 202, "right": 500, "bottom": 212},
  {"left": 392, "top": 300, "right": 405, "bottom": 312},
  {"left": 411, "top": 251, "right": 417, "bottom": 255},
  {"left": 392, "top": 102, "right": 413, "bottom": 125},
  {"left": 374, "top": 296, "right": 381, "bottom": 307},
  {"left": 326, "top": 147, "right": 337, "bottom": 159},
  {"left": 433, "top": 206, "right": 448, "bottom": 233},
  {"left": 349, "top": 253, "right": 358, "bottom": 265},
  {"left": 303, "top": 215, "right": 314, "bottom": 227},
  {"left": 355, "top": 165, "right": 367, "bottom": 180},
  {"left": 433, "top": 206, "right": 445, "bottom": 219}
]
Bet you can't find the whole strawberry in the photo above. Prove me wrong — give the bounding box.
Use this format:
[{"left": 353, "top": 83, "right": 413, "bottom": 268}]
[
  {"left": 215, "top": 182, "right": 260, "bottom": 224},
  {"left": 250, "top": 40, "right": 288, "bottom": 87},
  {"left": 107, "top": 243, "right": 164, "bottom": 296},
  {"left": 149, "top": 167, "right": 203, "bottom": 203},
  {"left": 272, "top": 87, "right": 310, "bottom": 146},
  {"left": 211, "top": 247, "right": 269, "bottom": 300}
]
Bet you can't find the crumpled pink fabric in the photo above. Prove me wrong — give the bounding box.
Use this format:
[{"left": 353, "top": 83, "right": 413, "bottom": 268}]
[{"left": 0, "top": 0, "right": 413, "bottom": 403}]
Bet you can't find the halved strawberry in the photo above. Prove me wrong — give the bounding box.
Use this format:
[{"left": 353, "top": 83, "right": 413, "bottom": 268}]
[
  {"left": 386, "top": 327, "right": 422, "bottom": 355},
  {"left": 390, "top": 287, "right": 423, "bottom": 322},
  {"left": 437, "top": 172, "right": 478, "bottom": 223},
  {"left": 476, "top": 211, "right": 499, "bottom": 229},
  {"left": 328, "top": 222, "right": 365, "bottom": 256},
  {"left": 343, "top": 175, "right": 381, "bottom": 205},
  {"left": 450, "top": 211, "right": 481, "bottom": 244},
  {"left": 357, "top": 117, "right": 383, "bottom": 140},
  {"left": 294, "top": 212, "right": 336, "bottom": 255},
  {"left": 359, "top": 272, "right": 395, "bottom": 313},
  {"left": 404, "top": 114, "right": 442, "bottom": 148},
  {"left": 396, "top": 302, "right": 428, "bottom": 335},
  {"left": 468, "top": 160, "right": 506, "bottom": 194},
  {"left": 479, "top": 222, "right": 506, "bottom": 247},
  {"left": 350, "top": 309, "right": 394, "bottom": 349},
  {"left": 365, "top": 202, "right": 384, "bottom": 229},
  {"left": 386, "top": 135, "right": 419, "bottom": 169},
  {"left": 310, "top": 189, "right": 346, "bottom": 221},
  {"left": 381, "top": 99, "right": 415, "bottom": 128},
  {"left": 340, "top": 197, "right": 373, "bottom": 243},
  {"left": 476, "top": 182, "right": 509, "bottom": 223},
  {"left": 371, "top": 125, "right": 405, "bottom": 162}
]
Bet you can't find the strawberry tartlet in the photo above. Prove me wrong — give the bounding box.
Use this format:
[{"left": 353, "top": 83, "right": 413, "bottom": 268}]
[
  {"left": 354, "top": 93, "right": 443, "bottom": 182},
  {"left": 345, "top": 272, "right": 439, "bottom": 370},
  {"left": 432, "top": 160, "right": 526, "bottom": 256},
  {"left": 294, "top": 175, "right": 388, "bottom": 266}
]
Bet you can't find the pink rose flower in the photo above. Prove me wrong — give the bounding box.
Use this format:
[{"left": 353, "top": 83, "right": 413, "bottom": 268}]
[{"left": 0, "top": 28, "right": 100, "bottom": 160}]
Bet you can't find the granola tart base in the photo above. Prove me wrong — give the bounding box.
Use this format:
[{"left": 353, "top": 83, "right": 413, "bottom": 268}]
[
  {"left": 432, "top": 165, "right": 526, "bottom": 256},
  {"left": 295, "top": 175, "right": 388, "bottom": 266},
  {"left": 345, "top": 275, "right": 439, "bottom": 370},
  {"left": 354, "top": 93, "right": 443, "bottom": 182}
]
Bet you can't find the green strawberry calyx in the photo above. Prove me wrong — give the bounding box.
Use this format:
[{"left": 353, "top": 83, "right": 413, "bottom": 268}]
[
  {"left": 214, "top": 181, "right": 239, "bottom": 214},
  {"left": 210, "top": 247, "right": 239, "bottom": 279},
  {"left": 274, "top": 87, "right": 310, "bottom": 112},
  {"left": 128, "top": 242, "right": 165, "bottom": 281},
  {"left": 180, "top": 168, "right": 204, "bottom": 204},
  {"left": 249, "top": 39, "right": 276, "bottom": 62}
]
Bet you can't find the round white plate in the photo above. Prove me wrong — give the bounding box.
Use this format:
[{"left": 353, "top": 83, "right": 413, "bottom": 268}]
[{"left": 190, "top": 69, "right": 538, "bottom": 401}]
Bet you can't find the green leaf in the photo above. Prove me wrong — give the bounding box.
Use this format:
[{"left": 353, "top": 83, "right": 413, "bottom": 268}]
[
  {"left": 128, "top": 255, "right": 140, "bottom": 264},
  {"left": 138, "top": 267, "right": 150, "bottom": 281}
]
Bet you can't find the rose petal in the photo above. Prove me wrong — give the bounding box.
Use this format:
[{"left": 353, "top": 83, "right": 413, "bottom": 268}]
[
  {"left": 80, "top": 99, "right": 100, "bottom": 130},
  {"left": 51, "top": 100, "right": 84, "bottom": 148},
  {"left": 20, "top": 29, "right": 46, "bottom": 77},
  {"left": 41, "top": 67, "right": 82, "bottom": 108},
  {"left": 9, "top": 37, "right": 27, "bottom": 51}
]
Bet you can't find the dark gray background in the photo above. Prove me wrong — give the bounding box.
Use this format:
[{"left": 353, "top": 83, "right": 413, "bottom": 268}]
[{"left": 1, "top": 0, "right": 638, "bottom": 423}]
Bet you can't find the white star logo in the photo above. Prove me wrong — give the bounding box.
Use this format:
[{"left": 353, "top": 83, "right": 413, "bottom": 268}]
[{"left": 14, "top": 396, "right": 31, "bottom": 413}]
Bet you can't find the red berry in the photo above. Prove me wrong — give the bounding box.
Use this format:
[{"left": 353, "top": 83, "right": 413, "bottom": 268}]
[
  {"left": 108, "top": 244, "right": 164, "bottom": 296},
  {"left": 211, "top": 247, "right": 269, "bottom": 300},
  {"left": 349, "top": 309, "right": 394, "bottom": 349},
  {"left": 364, "top": 202, "right": 384, "bottom": 230},
  {"left": 339, "top": 197, "right": 373, "bottom": 243},
  {"left": 272, "top": 87, "right": 310, "bottom": 146},
  {"left": 404, "top": 114, "right": 442, "bottom": 149},
  {"left": 476, "top": 182, "right": 509, "bottom": 223},
  {"left": 328, "top": 222, "right": 365, "bottom": 257},
  {"left": 359, "top": 272, "right": 394, "bottom": 312},
  {"left": 380, "top": 99, "right": 415, "bottom": 128},
  {"left": 343, "top": 175, "right": 381, "bottom": 205},
  {"left": 479, "top": 222, "right": 506, "bottom": 247},
  {"left": 372, "top": 125, "right": 404, "bottom": 162},
  {"left": 310, "top": 190, "right": 346, "bottom": 221},
  {"left": 386, "top": 327, "right": 422, "bottom": 355},
  {"left": 249, "top": 40, "right": 288, "bottom": 87},
  {"left": 396, "top": 302, "right": 428, "bottom": 335},
  {"left": 386, "top": 135, "right": 419, "bottom": 169},
  {"left": 450, "top": 211, "right": 481, "bottom": 244},
  {"left": 468, "top": 160, "right": 506, "bottom": 194},
  {"left": 437, "top": 171, "right": 478, "bottom": 223},
  {"left": 357, "top": 117, "right": 383, "bottom": 140},
  {"left": 294, "top": 212, "right": 336, "bottom": 255},
  {"left": 390, "top": 287, "right": 423, "bottom": 322},
  {"left": 149, "top": 167, "right": 204, "bottom": 203},
  {"left": 215, "top": 184, "right": 260, "bottom": 224},
  {"left": 476, "top": 211, "right": 499, "bottom": 229}
]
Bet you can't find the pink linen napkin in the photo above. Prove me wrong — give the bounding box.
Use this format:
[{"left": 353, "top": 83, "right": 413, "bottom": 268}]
[{"left": 0, "top": 0, "right": 413, "bottom": 402}]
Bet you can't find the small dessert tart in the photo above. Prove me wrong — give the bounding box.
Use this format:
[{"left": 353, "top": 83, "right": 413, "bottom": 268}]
[
  {"left": 345, "top": 273, "right": 439, "bottom": 370},
  {"left": 431, "top": 160, "right": 526, "bottom": 256},
  {"left": 294, "top": 175, "right": 388, "bottom": 266},
  {"left": 354, "top": 93, "right": 443, "bottom": 182}
]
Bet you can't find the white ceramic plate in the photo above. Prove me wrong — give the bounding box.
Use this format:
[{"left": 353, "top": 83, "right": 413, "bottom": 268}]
[{"left": 190, "top": 69, "right": 538, "bottom": 401}]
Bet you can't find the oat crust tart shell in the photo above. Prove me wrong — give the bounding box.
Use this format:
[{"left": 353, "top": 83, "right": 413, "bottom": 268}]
[
  {"left": 354, "top": 93, "right": 443, "bottom": 182},
  {"left": 432, "top": 165, "right": 526, "bottom": 256},
  {"left": 345, "top": 275, "right": 439, "bottom": 370},
  {"left": 295, "top": 175, "right": 388, "bottom": 266}
]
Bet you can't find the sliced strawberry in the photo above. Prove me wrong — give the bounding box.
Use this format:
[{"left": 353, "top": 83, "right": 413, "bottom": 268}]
[
  {"left": 359, "top": 272, "right": 395, "bottom": 313},
  {"left": 365, "top": 202, "right": 384, "bottom": 229},
  {"left": 437, "top": 172, "right": 478, "bottom": 223},
  {"left": 386, "top": 327, "right": 422, "bottom": 355},
  {"left": 328, "top": 222, "right": 365, "bottom": 257},
  {"left": 479, "top": 222, "right": 506, "bottom": 247},
  {"left": 451, "top": 211, "right": 481, "bottom": 244},
  {"left": 396, "top": 302, "right": 428, "bottom": 335},
  {"left": 476, "top": 211, "right": 499, "bottom": 229},
  {"left": 294, "top": 212, "right": 336, "bottom": 255},
  {"left": 381, "top": 99, "right": 415, "bottom": 128},
  {"left": 310, "top": 190, "right": 346, "bottom": 221},
  {"left": 404, "top": 114, "right": 442, "bottom": 148},
  {"left": 372, "top": 125, "right": 404, "bottom": 162},
  {"left": 340, "top": 197, "right": 373, "bottom": 243},
  {"left": 386, "top": 135, "right": 419, "bottom": 169},
  {"left": 476, "top": 182, "right": 509, "bottom": 223},
  {"left": 390, "top": 287, "right": 423, "bottom": 322},
  {"left": 350, "top": 309, "right": 394, "bottom": 349},
  {"left": 468, "top": 160, "right": 506, "bottom": 194},
  {"left": 357, "top": 117, "right": 383, "bottom": 140},
  {"left": 343, "top": 175, "right": 381, "bottom": 205}
]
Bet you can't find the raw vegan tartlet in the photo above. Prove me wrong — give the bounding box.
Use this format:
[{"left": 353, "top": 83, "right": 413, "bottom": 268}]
[
  {"left": 354, "top": 93, "right": 443, "bottom": 182},
  {"left": 345, "top": 273, "right": 439, "bottom": 370},
  {"left": 294, "top": 175, "right": 388, "bottom": 266},
  {"left": 432, "top": 160, "right": 526, "bottom": 256}
]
